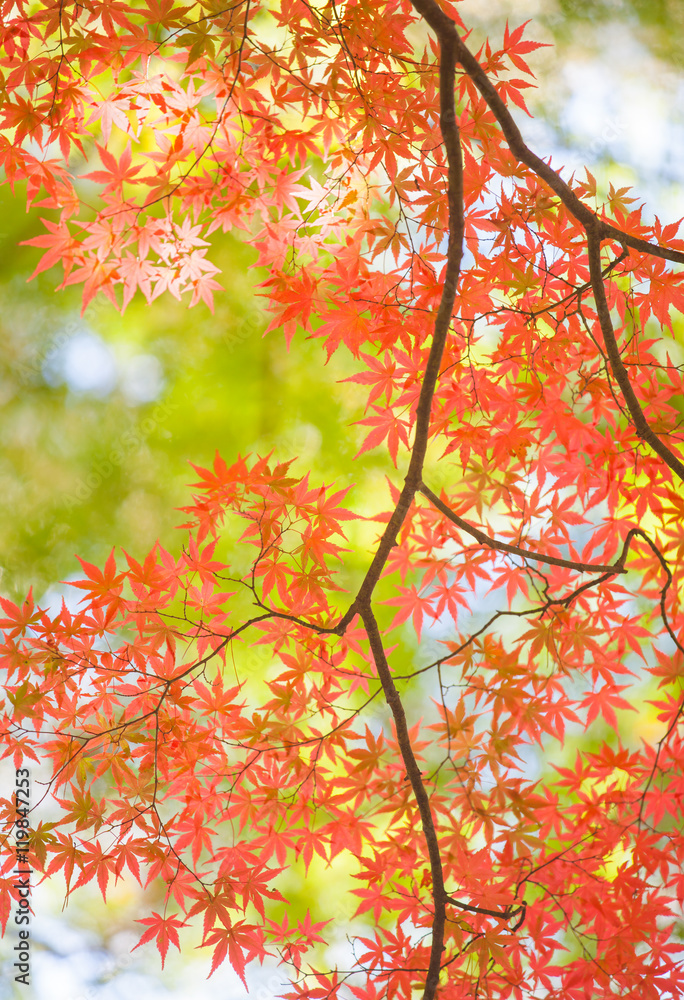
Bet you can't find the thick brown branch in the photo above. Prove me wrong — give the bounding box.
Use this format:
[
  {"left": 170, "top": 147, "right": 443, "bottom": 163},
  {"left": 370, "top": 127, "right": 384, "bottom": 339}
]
[
  {"left": 628, "top": 529, "right": 684, "bottom": 821},
  {"left": 411, "top": 0, "right": 684, "bottom": 486},
  {"left": 586, "top": 228, "right": 684, "bottom": 483},
  {"left": 336, "top": 16, "right": 465, "bottom": 631},
  {"left": 360, "top": 605, "right": 446, "bottom": 1000},
  {"left": 419, "top": 482, "right": 627, "bottom": 574},
  {"left": 444, "top": 21, "right": 684, "bottom": 264},
  {"left": 448, "top": 894, "right": 526, "bottom": 927},
  {"left": 405, "top": 26, "right": 464, "bottom": 483},
  {"left": 338, "top": 20, "right": 466, "bottom": 995}
]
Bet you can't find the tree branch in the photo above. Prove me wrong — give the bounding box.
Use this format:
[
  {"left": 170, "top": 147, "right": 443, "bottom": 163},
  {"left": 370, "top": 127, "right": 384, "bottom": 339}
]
[
  {"left": 336, "top": 10, "right": 465, "bottom": 632},
  {"left": 410, "top": 0, "right": 684, "bottom": 485},
  {"left": 419, "top": 482, "right": 627, "bottom": 574},
  {"left": 360, "top": 604, "right": 447, "bottom": 1000},
  {"left": 586, "top": 226, "right": 684, "bottom": 483},
  {"left": 443, "top": 18, "right": 684, "bottom": 264}
]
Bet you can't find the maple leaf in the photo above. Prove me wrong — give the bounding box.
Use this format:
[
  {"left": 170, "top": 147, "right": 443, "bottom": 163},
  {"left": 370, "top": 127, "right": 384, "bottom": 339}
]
[
  {"left": 355, "top": 405, "right": 411, "bottom": 465},
  {"left": 23, "top": 219, "right": 81, "bottom": 282},
  {"left": 87, "top": 93, "right": 135, "bottom": 143},
  {"left": 134, "top": 911, "right": 186, "bottom": 968},
  {"left": 82, "top": 143, "right": 143, "bottom": 192},
  {"left": 71, "top": 550, "right": 126, "bottom": 611},
  {"left": 202, "top": 921, "right": 262, "bottom": 983}
]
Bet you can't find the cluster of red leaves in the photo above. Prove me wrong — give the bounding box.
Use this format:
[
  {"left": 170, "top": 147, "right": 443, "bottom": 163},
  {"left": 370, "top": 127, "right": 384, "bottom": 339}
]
[{"left": 3, "top": 1, "right": 684, "bottom": 998}]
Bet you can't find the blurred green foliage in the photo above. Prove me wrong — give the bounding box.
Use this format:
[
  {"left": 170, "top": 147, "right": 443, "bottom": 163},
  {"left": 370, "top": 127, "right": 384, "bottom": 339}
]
[
  {"left": 555, "top": 0, "right": 684, "bottom": 62},
  {"left": 0, "top": 181, "right": 397, "bottom": 602}
]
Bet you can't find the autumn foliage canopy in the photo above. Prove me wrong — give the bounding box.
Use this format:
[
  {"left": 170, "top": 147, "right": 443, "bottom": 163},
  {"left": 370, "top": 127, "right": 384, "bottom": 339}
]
[{"left": 4, "top": 1, "right": 684, "bottom": 997}]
